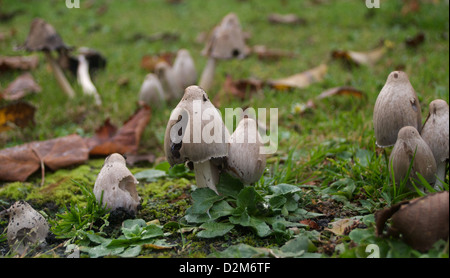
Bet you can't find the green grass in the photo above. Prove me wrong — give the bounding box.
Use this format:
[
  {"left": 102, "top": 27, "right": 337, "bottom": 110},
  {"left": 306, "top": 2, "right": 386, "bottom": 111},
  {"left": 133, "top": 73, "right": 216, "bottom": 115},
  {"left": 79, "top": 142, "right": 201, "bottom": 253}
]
[{"left": 0, "top": 0, "right": 449, "bottom": 258}]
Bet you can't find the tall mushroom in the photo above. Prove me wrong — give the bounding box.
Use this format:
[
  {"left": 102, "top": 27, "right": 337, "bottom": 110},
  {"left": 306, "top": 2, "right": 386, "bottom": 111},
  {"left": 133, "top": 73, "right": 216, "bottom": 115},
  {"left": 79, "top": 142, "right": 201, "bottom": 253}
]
[
  {"left": 389, "top": 126, "right": 437, "bottom": 190},
  {"left": 172, "top": 48, "right": 197, "bottom": 90},
  {"left": 93, "top": 153, "right": 141, "bottom": 215},
  {"left": 23, "top": 18, "right": 75, "bottom": 98},
  {"left": 420, "top": 99, "right": 449, "bottom": 189},
  {"left": 199, "top": 13, "right": 250, "bottom": 91},
  {"left": 138, "top": 73, "right": 165, "bottom": 107},
  {"left": 226, "top": 117, "right": 266, "bottom": 184},
  {"left": 164, "top": 85, "right": 230, "bottom": 194},
  {"left": 373, "top": 71, "right": 422, "bottom": 147},
  {"left": 0, "top": 201, "right": 49, "bottom": 256}
]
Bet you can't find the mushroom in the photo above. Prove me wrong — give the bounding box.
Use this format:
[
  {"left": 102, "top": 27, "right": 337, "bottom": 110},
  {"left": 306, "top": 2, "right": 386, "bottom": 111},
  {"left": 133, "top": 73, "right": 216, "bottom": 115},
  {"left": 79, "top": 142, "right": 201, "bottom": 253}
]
[
  {"left": 75, "top": 48, "right": 103, "bottom": 106},
  {"left": 93, "top": 153, "right": 141, "bottom": 215},
  {"left": 22, "top": 18, "right": 75, "bottom": 98},
  {"left": 0, "top": 201, "right": 49, "bottom": 256},
  {"left": 155, "top": 60, "right": 183, "bottom": 101},
  {"left": 138, "top": 73, "right": 165, "bottom": 107},
  {"left": 172, "top": 48, "right": 198, "bottom": 90},
  {"left": 226, "top": 117, "right": 266, "bottom": 184},
  {"left": 389, "top": 126, "right": 437, "bottom": 190},
  {"left": 373, "top": 71, "right": 422, "bottom": 147},
  {"left": 420, "top": 99, "right": 449, "bottom": 189},
  {"left": 199, "top": 13, "right": 250, "bottom": 91},
  {"left": 164, "top": 85, "right": 230, "bottom": 194}
]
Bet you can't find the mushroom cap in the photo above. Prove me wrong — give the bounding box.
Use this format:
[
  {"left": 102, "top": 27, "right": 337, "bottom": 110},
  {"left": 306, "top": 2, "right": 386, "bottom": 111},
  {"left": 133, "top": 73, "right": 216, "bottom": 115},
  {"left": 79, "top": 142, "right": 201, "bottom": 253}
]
[
  {"left": 4, "top": 201, "right": 49, "bottom": 255},
  {"left": 202, "top": 13, "right": 250, "bottom": 60},
  {"left": 93, "top": 153, "right": 141, "bottom": 213},
  {"left": 373, "top": 71, "right": 422, "bottom": 147},
  {"left": 226, "top": 117, "right": 266, "bottom": 184},
  {"left": 23, "top": 18, "right": 69, "bottom": 52},
  {"left": 389, "top": 126, "right": 437, "bottom": 187},
  {"left": 155, "top": 60, "right": 183, "bottom": 101},
  {"left": 420, "top": 99, "right": 449, "bottom": 164},
  {"left": 173, "top": 49, "right": 198, "bottom": 89},
  {"left": 164, "top": 85, "right": 230, "bottom": 166},
  {"left": 138, "top": 73, "right": 165, "bottom": 106}
]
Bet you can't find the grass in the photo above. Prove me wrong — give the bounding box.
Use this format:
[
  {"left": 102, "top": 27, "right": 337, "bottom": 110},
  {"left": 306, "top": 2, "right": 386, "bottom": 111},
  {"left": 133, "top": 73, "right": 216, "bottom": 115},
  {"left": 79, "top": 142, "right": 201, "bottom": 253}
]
[{"left": 0, "top": 0, "right": 449, "bottom": 259}]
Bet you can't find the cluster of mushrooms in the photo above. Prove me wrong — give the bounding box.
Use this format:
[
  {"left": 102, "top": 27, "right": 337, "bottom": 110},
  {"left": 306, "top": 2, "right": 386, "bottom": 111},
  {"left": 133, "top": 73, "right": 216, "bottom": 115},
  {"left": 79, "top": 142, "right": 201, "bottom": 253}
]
[{"left": 373, "top": 71, "right": 449, "bottom": 190}]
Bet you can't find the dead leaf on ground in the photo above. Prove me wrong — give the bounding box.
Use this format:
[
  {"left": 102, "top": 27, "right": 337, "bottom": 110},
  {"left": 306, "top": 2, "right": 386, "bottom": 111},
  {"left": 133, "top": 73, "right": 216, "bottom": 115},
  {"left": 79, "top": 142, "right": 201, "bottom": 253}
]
[
  {"left": 0, "top": 55, "right": 39, "bottom": 72},
  {"left": 267, "top": 13, "right": 307, "bottom": 25},
  {"left": 0, "top": 134, "right": 89, "bottom": 182},
  {"left": 268, "top": 63, "right": 328, "bottom": 90},
  {"left": 375, "top": 191, "right": 449, "bottom": 252},
  {"left": 0, "top": 101, "right": 36, "bottom": 132},
  {"left": 1, "top": 72, "right": 42, "bottom": 101},
  {"left": 251, "top": 45, "right": 296, "bottom": 61},
  {"left": 140, "top": 52, "right": 175, "bottom": 72},
  {"left": 85, "top": 105, "right": 151, "bottom": 156},
  {"left": 299, "top": 219, "right": 319, "bottom": 230},
  {"left": 324, "top": 218, "right": 357, "bottom": 235},
  {"left": 125, "top": 153, "right": 156, "bottom": 166},
  {"left": 331, "top": 40, "right": 393, "bottom": 67},
  {"left": 317, "top": 86, "right": 364, "bottom": 100},
  {"left": 405, "top": 32, "right": 425, "bottom": 48},
  {"left": 213, "top": 75, "right": 263, "bottom": 106}
]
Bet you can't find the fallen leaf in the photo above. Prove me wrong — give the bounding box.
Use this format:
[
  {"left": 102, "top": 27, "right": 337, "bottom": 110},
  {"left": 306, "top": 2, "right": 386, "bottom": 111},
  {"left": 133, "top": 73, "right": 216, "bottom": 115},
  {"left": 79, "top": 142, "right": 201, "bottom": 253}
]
[
  {"left": 405, "top": 32, "right": 425, "bottom": 48},
  {"left": 0, "top": 101, "right": 36, "bottom": 132},
  {"left": 325, "top": 218, "right": 357, "bottom": 235},
  {"left": 140, "top": 52, "right": 175, "bottom": 72},
  {"left": 0, "top": 55, "right": 39, "bottom": 72},
  {"left": 0, "top": 144, "right": 40, "bottom": 182},
  {"left": 125, "top": 153, "right": 155, "bottom": 166},
  {"left": 86, "top": 106, "right": 151, "bottom": 156},
  {"left": 299, "top": 219, "right": 319, "bottom": 230},
  {"left": 267, "top": 13, "right": 307, "bottom": 25},
  {"left": 251, "top": 45, "right": 296, "bottom": 61},
  {"left": 1, "top": 72, "right": 42, "bottom": 101},
  {"left": 331, "top": 40, "right": 393, "bottom": 67},
  {"left": 317, "top": 86, "right": 364, "bottom": 100},
  {"left": 268, "top": 63, "right": 328, "bottom": 90}
]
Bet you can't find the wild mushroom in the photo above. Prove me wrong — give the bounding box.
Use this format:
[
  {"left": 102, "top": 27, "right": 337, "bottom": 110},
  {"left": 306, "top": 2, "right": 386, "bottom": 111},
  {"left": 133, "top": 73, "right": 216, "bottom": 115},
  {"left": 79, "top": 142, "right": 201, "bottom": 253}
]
[
  {"left": 164, "top": 85, "right": 230, "bottom": 194},
  {"left": 172, "top": 48, "right": 197, "bottom": 90},
  {"left": 93, "top": 153, "right": 141, "bottom": 215},
  {"left": 22, "top": 18, "right": 75, "bottom": 98},
  {"left": 373, "top": 71, "right": 422, "bottom": 147},
  {"left": 155, "top": 60, "right": 183, "bottom": 101},
  {"left": 420, "top": 99, "right": 449, "bottom": 189},
  {"left": 75, "top": 48, "right": 103, "bottom": 106},
  {"left": 0, "top": 201, "right": 49, "bottom": 256},
  {"left": 389, "top": 126, "right": 437, "bottom": 189},
  {"left": 226, "top": 117, "right": 266, "bottom": 184},
  {"left": 199, "top": 13, "right": 250, "bottom": 91},
  {"left": 138, "top": 73, "right": 165, "bottom": 107}
]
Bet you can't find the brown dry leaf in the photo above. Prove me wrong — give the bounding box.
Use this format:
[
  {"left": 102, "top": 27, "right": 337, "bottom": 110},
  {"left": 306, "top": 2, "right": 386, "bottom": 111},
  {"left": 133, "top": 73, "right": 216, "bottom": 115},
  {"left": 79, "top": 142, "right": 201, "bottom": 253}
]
[
  {"left": 331, "top": 40, "right": 393, "bottom": 67},
  {"left": 125, "top": 153, "right": 156, "bottom": 166},
  {"left": 0, "top": 55, "right": 39, "bottom": 71},
  {"left": 267, "top": 13, "right": 307, "bottom": 25},
  {"left": 268, "top": 63, "right": 328, "bottom": 90},
  {"left": 140, "top": 52, "right": 175, "bottom": 72},
  {"left": 299, "top": 219, "right": 319, "bottom": 230},
  {"left": 251, "top": 45, "right": 296, "bottom": 61},
  {"left": 0, "top": 101, "right": 36, "bottom": 132},
  {"left": 0, "top": 134, "right": 89, "bottom": 182},
  {"left": 317, "top": 86, "right": 364, "bottom": 100},
  {"left": 86, "top": 106, "right": 151, "bottom": 156},
  {"left": 224, "top": 75, "right": 263, "bottom": 100},
  {"left": 405, "top": 32, "right": 425, "bottom": 48},
  {"left": 1, "top": 72, "right": 42, "bottom": 101},
  {"left": 324, "top": 218, "right": 357, "bottom": 235}
]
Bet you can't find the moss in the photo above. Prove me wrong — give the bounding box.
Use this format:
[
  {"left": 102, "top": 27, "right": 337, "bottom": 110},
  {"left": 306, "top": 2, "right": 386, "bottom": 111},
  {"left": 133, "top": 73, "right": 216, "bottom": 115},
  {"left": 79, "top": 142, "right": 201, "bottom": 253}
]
[{"left": 0, "top": 182, "right": 34, "bottom": 201}]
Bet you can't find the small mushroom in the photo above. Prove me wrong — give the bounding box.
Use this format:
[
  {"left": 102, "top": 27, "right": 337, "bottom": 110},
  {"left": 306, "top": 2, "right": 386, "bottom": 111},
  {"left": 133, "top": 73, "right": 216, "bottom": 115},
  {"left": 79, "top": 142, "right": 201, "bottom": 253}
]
[
  {"left": 0, "top": 201, "right": 49, "bottom": 256},
  {"left": 22, "top": 18, "right": 75, "bottom": 98},
  {"left": 172, "top": 49, "right": 198, "bottom": 90},
  {"left": 226, "top": 117, "right": 266, "bottom": 184},
  {"left": 373, "top": 71, "right": 422, "bottom": 147},
  {"left": 93, "top": 153, "right": 141, "bottom": 215},
  {"left": 155, "top": 60, "right": 183, "bottom": 101},
  {"left": 420, "top": 99, "right": 449, "bottom": 189},
  {"left": 389, "top": 126, "right": 437, "bottom": 189},
  {"left": 375, "top": 191, "right": 449, "bottom": 252},
  {"left": 199, "top": 13, "right": 250, "bottom": 91},
  {"left": 164, "top": 85, "right": 230, "bottom": 194},
  {"left": 76, "top": 48, "right": 102, "bottom": 106},
  {"left": 138, "top": 73, "right": 165, "bottom": 107}
]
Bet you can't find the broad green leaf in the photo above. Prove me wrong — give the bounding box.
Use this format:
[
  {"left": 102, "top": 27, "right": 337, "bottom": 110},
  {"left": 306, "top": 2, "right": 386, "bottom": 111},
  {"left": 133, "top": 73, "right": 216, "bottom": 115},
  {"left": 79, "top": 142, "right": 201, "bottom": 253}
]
[
  {"left": 269, "top": 184, "right": 301, "bottom": 196},
  {"left": 141, "top": 224, "right": 165, "bottom": 240},
  {"left": 217, "top": 172, "right": 244, "bottom": 198},
  {"left": 134, "top": 169, "right": 167, "bottom": 182},
  {"left": 197, "top": 222, "right": 234, "bottom": 238},
  {"left": 87, "top": 244, "right": 125, "bottom": 258},
  {"left": 119, "top": 245, "right": 142, "bottom": 258},
  {"left": 189, "top": 188, "right": 223, "bottom": 214},
  {"left": 185, "top": 200, "right": 234, "bottom": 224},
  {"left": 236, "top": 187, "right": 265, "bottom": 215},
  {"left": 230, "top": 209, "right": 271, "bottom": 237}
]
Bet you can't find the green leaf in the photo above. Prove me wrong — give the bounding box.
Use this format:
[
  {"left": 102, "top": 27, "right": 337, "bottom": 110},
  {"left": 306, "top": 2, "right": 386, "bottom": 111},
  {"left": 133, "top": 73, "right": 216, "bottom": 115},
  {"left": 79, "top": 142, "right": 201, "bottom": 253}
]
[
  {"left": 269, "top": 184, "right": 301, "bottom": 196},
  {"left": 230, "top": 209, "right": 271, "bottom": 237},
  {"left": 188, "top": 188, "right": 224, "bottom": 215},
  {"left": 197, "top": 222, "right": 235, "bottom": 238},
  {"left": 119, "top": 245, "right": 142, "bottom": 258},
  {"left": 236, "top": 187, "right": 265, "bottom": 215},
  {"left": 217, "top": 172, "right": 244, "bottom": 198},
  {"left": 134, "top": 169, "right": 167, "bottom": 182}
]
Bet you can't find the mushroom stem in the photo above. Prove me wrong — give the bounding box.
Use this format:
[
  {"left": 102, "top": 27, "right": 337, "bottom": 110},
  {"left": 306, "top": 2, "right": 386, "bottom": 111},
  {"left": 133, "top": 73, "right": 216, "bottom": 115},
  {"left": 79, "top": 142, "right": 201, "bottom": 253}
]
[
  {"left": 434, "top": 162, "right": 447, "bottom": 190},
  {"left": 193, "top": 160, "right": 220, "bottom": 194},
  {"left": 77, "top": 54, "right": 102, "bottom": 106},
  {"left": 199, "top": 57, "right": 216, "bottom": 91},
  {"left": 43, "top": 50, "right": 75, "bottom": 98}
]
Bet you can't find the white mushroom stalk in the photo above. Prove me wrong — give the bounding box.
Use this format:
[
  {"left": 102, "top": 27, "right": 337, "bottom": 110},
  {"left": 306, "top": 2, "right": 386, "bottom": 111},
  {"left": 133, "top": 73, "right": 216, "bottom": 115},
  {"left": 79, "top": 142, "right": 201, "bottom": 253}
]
[
  {"left": 44, "top": 51, "right": 76, "bottom": 98},
  {"left": 77, "top": 54, "right": 102, "bottom": 106}
]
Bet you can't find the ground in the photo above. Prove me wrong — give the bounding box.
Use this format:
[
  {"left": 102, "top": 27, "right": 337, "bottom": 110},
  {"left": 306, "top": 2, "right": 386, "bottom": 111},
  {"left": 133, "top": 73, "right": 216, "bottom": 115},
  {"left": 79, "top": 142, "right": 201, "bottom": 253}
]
[{"left": 0, "top": 0, "right": 449, "bottom": 259}]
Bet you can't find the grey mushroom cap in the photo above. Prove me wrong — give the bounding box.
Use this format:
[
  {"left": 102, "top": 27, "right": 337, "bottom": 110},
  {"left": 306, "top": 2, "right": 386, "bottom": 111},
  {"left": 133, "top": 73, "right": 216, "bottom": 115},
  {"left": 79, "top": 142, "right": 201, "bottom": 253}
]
[
  {"left": 202, "top": 13, "right": 250, "bottom": 60},
  {"left": 138, "top": 73, "right": 165, "bottom": 106},
  {"left": 373, "top": 71, "right": 422, "bottom": 147},
  {"left": 164, "top": 85, "right": 230, "bottom": 166},
  {"left": 420, "top": 99, "right": 449, "bottom": 164},
  {"left": 173, "top": 49, "right": 198, "bottom": 90},
  {"left": 2, "top": 201, "right": 49, "bottom": 255},
  {"left": 226, "top": 117, "right": 266, "bottom": 184},
  {"left": 23, "top": 18, "right": 70, "bottom": 52},
  {"left": 155, "top": 60, "right": 183, "bottom": 101},
  {"left": 93, "top": 153, "right": 141, "bottom": 213},
  {"left": 389, "top": 126, "right": 437, "bottom": 188}
]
